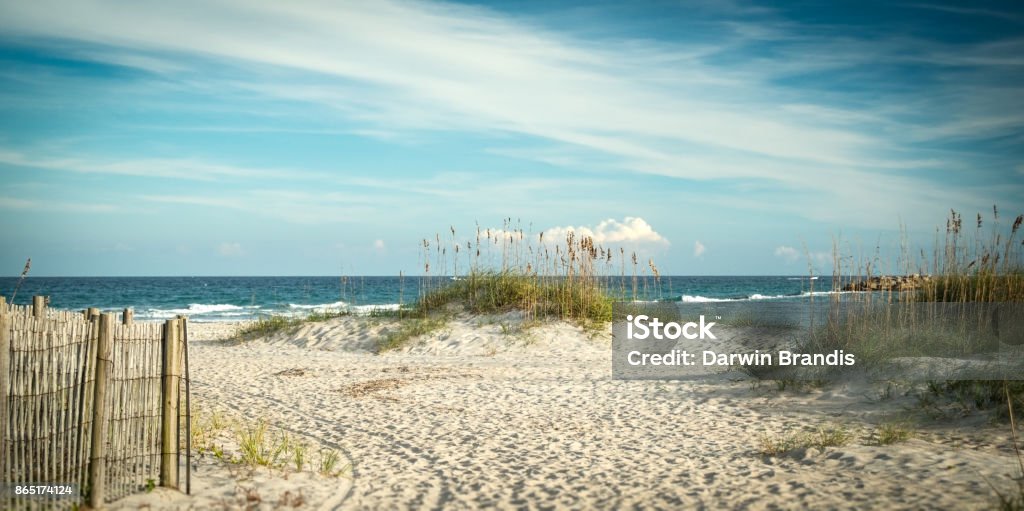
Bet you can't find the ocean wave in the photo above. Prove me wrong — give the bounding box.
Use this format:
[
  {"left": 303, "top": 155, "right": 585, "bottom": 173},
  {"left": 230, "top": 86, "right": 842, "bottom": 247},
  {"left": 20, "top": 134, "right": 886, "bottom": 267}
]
[
  {"left": 288, "top": 301, "right": 349, "bottom": 311},
  {"left": 349, "top": 303, "right": 401, "bottom": 314},
  {"left": 674, "top": 290, "right": 851, "bottom": 302},
  {"left": 139, "top": 303, "right": 259, "bottom": 318},
  {"left": 679, "top": 295, "right": 741, "bottom": 302},
  {"left": 679, "top": 294, "right": 789, "bottom": 302},
  {"left": 288, "top": 301, "right": 402, "bottom": 316},
  {"left": 800, "top": 290, "right": 853, "bottom": 297}
]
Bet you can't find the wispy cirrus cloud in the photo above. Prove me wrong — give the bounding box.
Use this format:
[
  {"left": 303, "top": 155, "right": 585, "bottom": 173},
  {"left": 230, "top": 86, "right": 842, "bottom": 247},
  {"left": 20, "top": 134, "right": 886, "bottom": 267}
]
[
  {"left": 141, "top": 190, "right": 380, "bottom": 224},
  {"left": 0, "top": 0, "right": 1022, "bottom": 276},
  {"left": 2, "top": 0, "right": 1019, "bottom": 213},
  {"left": 905, "top": 3, "right": 1024, "bottom": 23},
  {"left": 0, "top": 147, "right": 323, "bottom": 182},
  {"left": 0, "top": 195, "right": 116, "bottom": 213}
]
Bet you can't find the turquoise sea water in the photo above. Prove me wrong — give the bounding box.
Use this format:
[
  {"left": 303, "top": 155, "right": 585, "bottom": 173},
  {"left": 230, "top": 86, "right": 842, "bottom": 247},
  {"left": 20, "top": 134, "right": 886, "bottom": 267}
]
[{"left": 0, "top": 276, "right": 852, "bottom": 322}]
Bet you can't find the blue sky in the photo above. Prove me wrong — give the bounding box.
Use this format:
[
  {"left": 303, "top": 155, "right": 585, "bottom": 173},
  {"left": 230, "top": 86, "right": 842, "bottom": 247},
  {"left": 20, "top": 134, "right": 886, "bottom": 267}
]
[{"left": 0, "top": 0, "right": 1021, "bottom": 276}]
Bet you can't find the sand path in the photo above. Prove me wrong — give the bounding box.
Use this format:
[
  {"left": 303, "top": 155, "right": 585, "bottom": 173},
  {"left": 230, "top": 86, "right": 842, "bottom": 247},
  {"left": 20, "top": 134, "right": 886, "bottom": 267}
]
[{"left": 117, "top": 317, "right": 1023, "bottom": 509}]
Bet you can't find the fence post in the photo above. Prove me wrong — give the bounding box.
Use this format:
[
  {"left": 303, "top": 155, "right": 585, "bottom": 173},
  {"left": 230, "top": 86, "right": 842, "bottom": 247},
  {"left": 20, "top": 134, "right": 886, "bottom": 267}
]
[
  {"left": 88, "top": 313, "right": 114, "bottom": 509},
  {"left": 0, "top": 304, "right": 9, "bottom": 484},
  {"left": 160, "top": 319, "right": 181, "bottom": 489},
  {"left": 88, "top": 308, "right": 100, "bottom": 322},
  {"left": 122, "top": 308, "right": 133, "bottom": 326},
  {"left": 32, "top": 295, "right": 46, "bottom": 319},
  {"left": 179, "top": 314, "right": 191, "bottom": 495}
]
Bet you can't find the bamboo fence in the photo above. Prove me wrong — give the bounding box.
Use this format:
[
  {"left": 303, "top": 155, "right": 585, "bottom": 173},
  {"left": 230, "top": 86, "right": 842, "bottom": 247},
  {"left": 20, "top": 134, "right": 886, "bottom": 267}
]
[{"left": 1, "top": 296, "right": 190, "bottom": 510}]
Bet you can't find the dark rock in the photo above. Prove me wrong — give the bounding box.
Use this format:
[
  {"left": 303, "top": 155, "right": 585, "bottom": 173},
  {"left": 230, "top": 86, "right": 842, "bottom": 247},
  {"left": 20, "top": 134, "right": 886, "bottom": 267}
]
[{"left": 842, "top": 274, "right": 932, "bottom": 292}]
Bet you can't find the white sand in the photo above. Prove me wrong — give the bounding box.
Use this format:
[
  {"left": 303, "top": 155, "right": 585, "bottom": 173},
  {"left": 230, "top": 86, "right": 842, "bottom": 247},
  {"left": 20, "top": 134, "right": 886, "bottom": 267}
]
[{"left": 114, "top": 315, "right": 1024, "bottom": 510}]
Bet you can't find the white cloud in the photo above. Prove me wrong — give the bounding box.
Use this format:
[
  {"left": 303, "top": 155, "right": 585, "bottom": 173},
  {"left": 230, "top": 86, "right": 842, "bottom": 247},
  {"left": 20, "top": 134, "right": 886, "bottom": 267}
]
[
  {"left": 542, "top": 217, "right": 668, "bottom": 246},
  {"left": 774, "top": 245, "right": 800, "bottom": 262},
  {"left": 0, "top": 0, "right": 995, "bottom": 191},
  {"left": 775, "top": 245, "right": 833, "bottom": 270},
  {"left": 373, "top": 239, "right": 386, "bottom": 250},
  {"left": 694, "top": 240, "right": 706, "bottom": 257},
  {"left": 142, "top": 190, "right": 379, "bottom": 224},
  {"left": 810, "top": 251, "right": 833, "bottom": 265},
  {"left": 0, "top": 0, "right": 1019, "bottom": 230},
  {"left": 217, "top": 242, "right": 244, "bottom": 257},
  {"left": 0, "top": 147, "right": 321, "bottom": 182},
  {"left": 0, "top": 196, "right": 37, "bottom": 209},
  {"left": 0, "top": 195, "right": 116, "bottom": 213}
]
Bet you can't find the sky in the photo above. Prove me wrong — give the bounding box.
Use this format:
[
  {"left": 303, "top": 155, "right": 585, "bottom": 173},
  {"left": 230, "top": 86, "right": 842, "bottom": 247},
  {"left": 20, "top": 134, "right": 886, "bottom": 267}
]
[{"left": 0, "top": 0, "right": 1022, "bottom": 276}]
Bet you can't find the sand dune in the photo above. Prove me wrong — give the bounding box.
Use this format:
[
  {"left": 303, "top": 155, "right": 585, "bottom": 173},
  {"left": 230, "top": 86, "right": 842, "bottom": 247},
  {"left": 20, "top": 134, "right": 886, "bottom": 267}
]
[{"left": 113, "top": 315, "right": 1024, "bottom": 510}]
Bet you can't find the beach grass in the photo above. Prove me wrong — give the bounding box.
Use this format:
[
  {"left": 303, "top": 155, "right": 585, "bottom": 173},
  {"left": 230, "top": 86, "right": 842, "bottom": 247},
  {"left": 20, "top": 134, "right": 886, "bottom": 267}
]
[
  {"left": 407, "top": 220, "right": 656, "bottom": 320},
  {"left": 235, "top": 315, "right": 301, "bottom": 339},
  {"left": 234, "top": 219, "right": 658, "bottom": 351},
  {"left": 758, "top": 207, "right": 1024, "bottom": 377},
  {"left": 872, "top": 421, "right": 914, "bottom": 445},
  {"left": 916, "top": 380, "right": 1024, "bottom": 421},
  {"left": 377, "top": 315, "right": 449, "bottom": 352},
  {"left": 189, "top": 402, "right": 348, "bottom": 478},
  {"left": 415, "top": 270, "right": 614, "bottom": 323},
  {"left": 373, "top": 219, "right": 658, "bottom": 350},
  {"left": 235, "top": 308, "right": 352, "bottom": 340},
  {"left": 789, "top": 207, "right": 1024, "bottom": 510},
  {"left": 757, "top": 425, "right": 852, "bottom": 457}
]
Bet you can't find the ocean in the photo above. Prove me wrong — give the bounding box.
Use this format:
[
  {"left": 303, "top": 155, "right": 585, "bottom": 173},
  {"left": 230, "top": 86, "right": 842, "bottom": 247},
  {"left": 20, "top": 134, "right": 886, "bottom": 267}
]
[{"left": 0, "top": 275, "right": 850, "bottom": 322}]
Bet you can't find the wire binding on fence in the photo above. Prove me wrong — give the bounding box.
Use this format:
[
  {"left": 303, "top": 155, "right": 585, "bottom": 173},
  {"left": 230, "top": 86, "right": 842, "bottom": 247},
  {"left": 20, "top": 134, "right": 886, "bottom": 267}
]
[{"left": 1, "top": 297, "right": 190, "bottom": 510}]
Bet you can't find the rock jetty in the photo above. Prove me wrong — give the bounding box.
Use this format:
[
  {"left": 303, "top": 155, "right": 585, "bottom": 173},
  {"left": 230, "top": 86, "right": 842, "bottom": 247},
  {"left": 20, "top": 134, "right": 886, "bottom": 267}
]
[{"left": 842, "top": 274, "right": 932, "bottom": 292}]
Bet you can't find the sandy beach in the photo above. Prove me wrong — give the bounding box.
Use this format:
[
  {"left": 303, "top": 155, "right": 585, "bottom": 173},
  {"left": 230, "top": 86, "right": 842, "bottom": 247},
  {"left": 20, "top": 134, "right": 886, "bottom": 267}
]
[
  {"left": 107, "top": 314, "right": 1024, "bottom": 510},
  {"left": 5, "top": 0, "right": 1023, "bottom": 508}
]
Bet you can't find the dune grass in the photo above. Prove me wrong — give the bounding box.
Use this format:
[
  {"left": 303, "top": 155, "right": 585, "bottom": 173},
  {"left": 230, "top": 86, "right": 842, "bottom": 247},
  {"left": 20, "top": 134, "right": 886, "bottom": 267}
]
[
  {"left": 235, "top": 309, "right": 351, "bottom": 340},
  {"left": 872, "top": 421, "right": 915, "bottom": 445},
  {"left": 917, "top": 380, "right": 1024, "bottom": 421},
  {"left": 416, "top": 270, "right": 614, "bottom": 323},
  {"left": 786, "top": 207, "right": 1024, "bottom": 370},
  {"left": 376, "top": 219, "right": 657, "bottom": 351},
  {"left": 417, "top": 220, "right": 659, "bottom": 318},
  {"left": 190, "top": 405, "right": 348, "bottom": 477},
  {"left": 757, "top": 425, "right": 852, "bottom": 457},
  {"left": 377, "top": 315, "right": 449, "bottom": 352},
  {"left": 787, "top": 207, "right": 1024, "bottom": 509},
  {"left": 234, "top": 219, "right": 662, "bottom": 351}
]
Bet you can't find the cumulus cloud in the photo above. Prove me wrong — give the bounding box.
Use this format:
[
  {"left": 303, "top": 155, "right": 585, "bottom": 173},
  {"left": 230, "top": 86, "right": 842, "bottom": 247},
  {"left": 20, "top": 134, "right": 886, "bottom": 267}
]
[
  {"left": 694, "top": 240, "right": 706, "bottom": 257},
  {"left": 217, "top": 242, "right": 244, "bottom": 257},
  {"left": 774, "top": 245, "right": 800, "bottom": 262},
  {"left": 775, "top": 245, "right": 833, "bottom": 269},
  {"left": 542, "top": 217, "right": 668, "bottom": 246},
  {"left": 373, "top": 239, "right": 386, "bottom": 251},
  {"left": 810, "top": 251, "right": 833, "bottom": 265}
]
